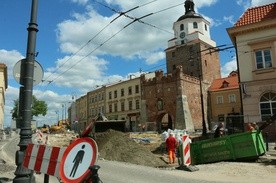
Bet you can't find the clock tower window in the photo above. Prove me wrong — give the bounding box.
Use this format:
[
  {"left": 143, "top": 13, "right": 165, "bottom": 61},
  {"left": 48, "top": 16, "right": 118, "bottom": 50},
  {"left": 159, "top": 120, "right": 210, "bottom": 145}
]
[
  {"left": 193, "top": 22, "right": 198, "bottom": 29},
  {"left": 180, "top": 24, "right": 184, "bottom": 31}
]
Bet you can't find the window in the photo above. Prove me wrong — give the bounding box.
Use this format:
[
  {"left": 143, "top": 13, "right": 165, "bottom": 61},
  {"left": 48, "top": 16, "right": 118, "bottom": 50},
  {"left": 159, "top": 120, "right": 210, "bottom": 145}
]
[
  {"left": 255, "top": 49, "right": 272, "bottom": 69},
  {"left": 129, "top": 100, "right": 133, "bottom": 110},
  {"left": 135, "top": 85, "right": 139, "bottom": 93},
  {"left": 128, "top": 86, "right": 132, "bottom": 95},
  {"left": 205, "top": 24, "right": 207, "bottom": 31},
  {"left": 222, "top": 81, "right": 229, "bottom": 88},
  {"left": 114, "top": 90, "right": 117, "bottom": 98},
  {"left": 217, "top": 96, "right": 223, "bottom": 104},
  {"left": 136, "top": 100, "right": 140, "bottom": 109},
  {"left": 172, "top": 52, "right": 175, "bottom": 57},
  {"left": 109, "top": 92, "right": 112, "bottom": 99},
  {"left": 260, "top": 92, "right": 276, "bottom": 121},
  {"left": 157, "top": 99, "right": 164, "bottom": 110},
  {"left": 173, "top": 64, "right": 176, "bottom": 70},
  {"left": 114, "top": 103, "right": 118, "bottom": 112},
  {"left": 121, "top": 101, "right": 125, "bottom": 111},
  {"left": 193, "top": 22, "right": 198, "bottom": 29},
  {"left": 98, "top": 94, "right": 101, "bottom": 101},
  {"left": 218, "top": 114, "right": 224, "bottom": 122},
  {"left": 180, "top": 24, "right": 184, "bottom": 31},
  {"left": 121, "top": 88, "right": 124, "bottom": 97},
  {"left": 229, "top": 94, "right": 236, "bottom": 103},
  {"left": 109, "top": 104, "right": 112, "bottom": 113}
]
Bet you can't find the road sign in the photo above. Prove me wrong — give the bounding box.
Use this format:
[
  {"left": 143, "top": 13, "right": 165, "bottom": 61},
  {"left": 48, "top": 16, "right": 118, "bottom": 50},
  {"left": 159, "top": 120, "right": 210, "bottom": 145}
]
[
  {"left": 23, "top": 144, "right": 66, "bottom": 178},
  {"left": 60, "top": 137, "right": 98, "bottom": 183},
  {"left": 13, "top": 59, "right": 44, "bottom": 86}
]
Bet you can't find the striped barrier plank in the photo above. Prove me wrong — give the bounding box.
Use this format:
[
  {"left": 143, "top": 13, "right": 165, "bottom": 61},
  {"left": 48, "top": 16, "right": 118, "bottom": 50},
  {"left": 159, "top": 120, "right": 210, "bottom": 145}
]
[{"left": 23, "top": 143, "right": 66, "bottom": 178}]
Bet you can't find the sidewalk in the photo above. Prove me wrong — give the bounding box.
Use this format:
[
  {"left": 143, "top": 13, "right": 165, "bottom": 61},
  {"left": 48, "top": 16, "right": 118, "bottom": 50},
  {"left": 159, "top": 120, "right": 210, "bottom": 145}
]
[
  {"left": 266, "top": 142, "right": 276, "bottom": 156},
  {"left": 0, "top": 134, "right": 60, "bottom": 183}
]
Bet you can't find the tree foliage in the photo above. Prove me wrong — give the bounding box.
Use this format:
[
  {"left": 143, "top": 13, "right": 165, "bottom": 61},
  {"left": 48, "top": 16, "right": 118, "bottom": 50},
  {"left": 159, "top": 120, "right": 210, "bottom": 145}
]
[{"left": 11, "top": 95, "right": 47, "bottom": 119}]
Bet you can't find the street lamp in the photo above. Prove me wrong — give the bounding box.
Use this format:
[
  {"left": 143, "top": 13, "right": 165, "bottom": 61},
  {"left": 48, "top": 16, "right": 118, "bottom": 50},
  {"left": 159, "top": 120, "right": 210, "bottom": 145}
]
[{"left": 14, "top": 0, "right": 38, "bottom": 182}]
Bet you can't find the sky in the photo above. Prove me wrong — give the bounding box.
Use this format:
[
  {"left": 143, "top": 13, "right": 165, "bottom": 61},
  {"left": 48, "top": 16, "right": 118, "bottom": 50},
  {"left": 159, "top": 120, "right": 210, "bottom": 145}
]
[{"left": 1, "top": 0, "right": 275, "bottom": 128}]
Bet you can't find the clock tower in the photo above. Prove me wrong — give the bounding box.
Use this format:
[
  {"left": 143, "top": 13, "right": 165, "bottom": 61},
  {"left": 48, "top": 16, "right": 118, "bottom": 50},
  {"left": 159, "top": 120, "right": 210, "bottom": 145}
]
[{"left": 166, "top": 0, "right": 221, "bottom": 82}]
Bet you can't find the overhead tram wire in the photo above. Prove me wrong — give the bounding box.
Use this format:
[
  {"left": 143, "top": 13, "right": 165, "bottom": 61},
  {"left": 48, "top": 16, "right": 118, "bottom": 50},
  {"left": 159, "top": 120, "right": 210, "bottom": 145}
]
[
  {"left": 94, "top": 0, "right": 183, "bottom": 35},
  {"left": 43, "top": 0, "right": 159, "bottom": 88},
  {"left": 46, "top": 1, "right": 230, "bottom": 88},
  {"left": 44, "top": 2, "right": 184, "bottom": 87},
  {"left": 48, "top": 14, "right": 153, "bottom": 85}
]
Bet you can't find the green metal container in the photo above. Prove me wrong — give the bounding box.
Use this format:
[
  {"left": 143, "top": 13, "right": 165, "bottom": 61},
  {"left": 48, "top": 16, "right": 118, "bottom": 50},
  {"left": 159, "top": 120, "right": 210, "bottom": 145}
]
[{"left": 190, "top": 131, "right": 266, "bottom": 165}]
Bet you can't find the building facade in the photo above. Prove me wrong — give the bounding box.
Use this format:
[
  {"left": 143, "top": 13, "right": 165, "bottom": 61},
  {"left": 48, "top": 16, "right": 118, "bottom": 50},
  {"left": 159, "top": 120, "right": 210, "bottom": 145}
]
[
  {"left": 75, "top": 95, "right": 88, "bottom": 132},
  {"left": 141, "top": 0, "right": 221, "bottom": 132},
  {"left": 72, "top": 0, "right": 223, "bottom": 133},
  {"left": 105, "top": 77, "right": 142, "bottom": 132},
  {"left": 227, "top": 2, "right": 276, "bottom": 138},
  {"left": 87, "top": 86, "right": 106, "bottom": 120},
  {"left": 208, "top": 71, "right": 242, "bottom": 132},
  {"left": 0, "top": 63, "right": 8, "bottom": 129}
]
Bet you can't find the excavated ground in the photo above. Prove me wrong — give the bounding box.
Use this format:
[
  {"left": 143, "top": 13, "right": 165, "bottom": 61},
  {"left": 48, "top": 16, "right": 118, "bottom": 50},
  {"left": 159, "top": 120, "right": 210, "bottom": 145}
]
[{"left": 47, "top": 129, "right": 169, "bottom": 167}]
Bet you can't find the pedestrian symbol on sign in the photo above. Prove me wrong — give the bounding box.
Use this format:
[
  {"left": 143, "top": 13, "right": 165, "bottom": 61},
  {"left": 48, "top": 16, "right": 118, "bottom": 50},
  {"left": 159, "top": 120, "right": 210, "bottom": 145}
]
[{"left": 70, "top": 144, "right": 86, "bottom": 177}]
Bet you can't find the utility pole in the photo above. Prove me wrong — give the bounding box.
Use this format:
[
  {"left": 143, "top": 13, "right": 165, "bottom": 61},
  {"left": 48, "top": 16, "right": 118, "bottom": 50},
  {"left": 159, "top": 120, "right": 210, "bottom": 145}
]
[{"left": 13, "top": 0, "right": 39, "bottom": 182}]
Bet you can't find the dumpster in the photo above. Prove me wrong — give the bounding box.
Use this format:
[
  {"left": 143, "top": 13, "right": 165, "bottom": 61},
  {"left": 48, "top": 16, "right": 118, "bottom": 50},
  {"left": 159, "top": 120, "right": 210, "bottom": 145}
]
[{"left": 190, "top": 130, "right": 266, "bottom": 165}]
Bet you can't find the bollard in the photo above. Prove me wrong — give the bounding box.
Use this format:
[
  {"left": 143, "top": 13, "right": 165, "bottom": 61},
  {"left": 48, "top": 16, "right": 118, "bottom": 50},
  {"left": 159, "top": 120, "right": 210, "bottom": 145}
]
[
  {"left": 89, "top": 165, "right": 101, "bottom": 183},
  {"left": 181, "top": 133, "right": 191, "bottom": 166}
]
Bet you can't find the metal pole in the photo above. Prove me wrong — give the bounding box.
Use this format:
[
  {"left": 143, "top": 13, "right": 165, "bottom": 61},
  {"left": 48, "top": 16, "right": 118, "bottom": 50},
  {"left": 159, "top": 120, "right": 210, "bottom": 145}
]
[
  {"left": 43, "top": 174, "right": 49, "bottom": 183},
  {"left": 197, "top": 56, "right": 207, "bottom": 137},
  {"left": 13, "top": 0, "right": 39, "bottom": 182},
  {"left": 199, "top": 77, "right": 207, "bottom": 136}
]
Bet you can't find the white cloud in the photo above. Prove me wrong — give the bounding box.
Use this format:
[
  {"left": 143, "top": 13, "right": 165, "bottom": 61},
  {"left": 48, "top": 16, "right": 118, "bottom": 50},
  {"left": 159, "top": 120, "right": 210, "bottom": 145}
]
[
  {"left": 237, "top": 0, "right": 275, "bottom": 9},
  {"left": 43, "top": 54, "right": 108, "bottom": 91},
  {"left": 0, "top": 49, "right": 24, "bottom": 77},
  {"left": 223, "top": 15, "right": 235, "bottom": 25},
  {"left": 221, "top": 57, "right": 237, "bottom": 77},
  {"left": 71, "top": 0, "right": 88, "bottom": 6},
  {"left": 251, "top": 0, "right": 276, "bottom": 7}
]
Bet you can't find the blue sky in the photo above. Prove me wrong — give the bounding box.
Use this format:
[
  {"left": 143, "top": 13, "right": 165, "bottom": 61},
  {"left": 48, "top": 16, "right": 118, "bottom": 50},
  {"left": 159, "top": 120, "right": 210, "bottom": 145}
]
[{"left": 1, "top": 0, "right": 275, "bottom": 127}]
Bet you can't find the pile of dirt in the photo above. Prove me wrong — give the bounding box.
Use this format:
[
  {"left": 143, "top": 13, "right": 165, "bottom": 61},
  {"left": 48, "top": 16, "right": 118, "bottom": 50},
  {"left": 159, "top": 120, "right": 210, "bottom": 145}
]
[
  {"left": 47, "top": 130, "right": 169, "bottom": 167},
  {"left": 95, "top": 130, "right": 168, "bottom": 167}
]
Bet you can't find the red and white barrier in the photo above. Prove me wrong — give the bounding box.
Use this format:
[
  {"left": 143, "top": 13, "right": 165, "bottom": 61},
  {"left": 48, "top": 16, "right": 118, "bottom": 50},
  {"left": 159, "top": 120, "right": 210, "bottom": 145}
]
[
  {"left": 182, "top": 134, "right": 191, "bottom": 166},
  {"left": 23, "top": 144, "right": 66, "bottom": 178}
]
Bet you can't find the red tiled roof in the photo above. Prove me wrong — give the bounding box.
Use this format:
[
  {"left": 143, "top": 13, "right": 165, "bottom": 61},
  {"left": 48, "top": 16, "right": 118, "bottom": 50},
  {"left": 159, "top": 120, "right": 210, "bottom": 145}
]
[
  {"left": 234, "top": 3, "right": 276, "bottom": 27},
  {"left": 209, "top": 75, "right": 239, "bottom": 92}
]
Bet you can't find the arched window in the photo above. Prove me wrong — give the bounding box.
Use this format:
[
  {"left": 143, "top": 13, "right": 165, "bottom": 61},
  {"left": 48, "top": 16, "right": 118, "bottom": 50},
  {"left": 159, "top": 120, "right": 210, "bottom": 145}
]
[
  {"left": 260, "top": 92, "right": 276, "bottom": 121},
  {"left": 180, "top": 24, "right": 184, "bottom": 31},
  {"left": 157, "top": 98, "right": 164, "bottom": 111},
  {"left": 193, "top": 22, "right": 198, "bottom": 29}
]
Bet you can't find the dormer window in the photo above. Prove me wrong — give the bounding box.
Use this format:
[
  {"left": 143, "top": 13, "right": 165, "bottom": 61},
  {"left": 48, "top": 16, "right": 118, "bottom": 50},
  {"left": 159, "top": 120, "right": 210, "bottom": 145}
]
[
  {"left": 193, "top": 22, "right": 198, "bottom": 29},
  {"left": 180, "top": 24, "right": 184, "bottom": 31},
  {"left": 221, "top": 80, "right": 229, "bottom": 88}
]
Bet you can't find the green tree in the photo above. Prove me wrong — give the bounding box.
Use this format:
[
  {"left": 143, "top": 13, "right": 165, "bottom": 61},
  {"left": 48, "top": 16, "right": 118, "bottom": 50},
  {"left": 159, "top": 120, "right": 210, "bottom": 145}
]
[{"left": 11, "top": 95, "right": 48, "bottom": 119}]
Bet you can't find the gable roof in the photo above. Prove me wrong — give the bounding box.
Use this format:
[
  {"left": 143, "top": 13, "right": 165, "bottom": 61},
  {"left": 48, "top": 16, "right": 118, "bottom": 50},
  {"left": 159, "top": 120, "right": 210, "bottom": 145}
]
[
  {"left": 209, "top": 75, "right": 239, "bottom": 92},
  {"left": 234, "top": 3, "right": 276, "bottom": 27}
]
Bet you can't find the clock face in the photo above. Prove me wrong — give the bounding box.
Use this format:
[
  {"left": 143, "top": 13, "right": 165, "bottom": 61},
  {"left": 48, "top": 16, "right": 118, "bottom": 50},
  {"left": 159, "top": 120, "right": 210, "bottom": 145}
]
[{"left": 180, "top": 32, "right": 185, "bottom": 38}]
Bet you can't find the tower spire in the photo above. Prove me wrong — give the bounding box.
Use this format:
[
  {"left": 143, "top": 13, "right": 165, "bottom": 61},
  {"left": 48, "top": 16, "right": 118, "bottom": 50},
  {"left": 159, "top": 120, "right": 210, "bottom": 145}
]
[{"left": 185, "top": 0, "right": 195, "bottom": 15}]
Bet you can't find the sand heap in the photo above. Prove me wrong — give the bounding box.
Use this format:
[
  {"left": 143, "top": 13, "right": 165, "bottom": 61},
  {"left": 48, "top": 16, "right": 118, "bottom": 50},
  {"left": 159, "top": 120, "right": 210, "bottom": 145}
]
[
  {"left": 95, "top": 130, "right": 167, "bottom": 167},
  {"left": 46, "top": 129, "right": 168, "bottom": 167}
]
